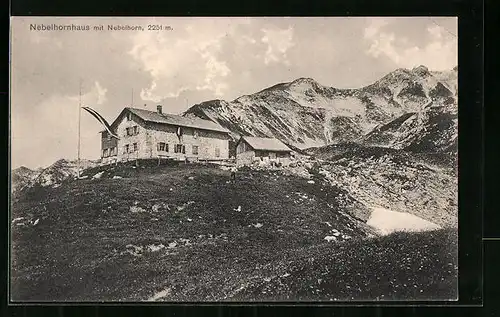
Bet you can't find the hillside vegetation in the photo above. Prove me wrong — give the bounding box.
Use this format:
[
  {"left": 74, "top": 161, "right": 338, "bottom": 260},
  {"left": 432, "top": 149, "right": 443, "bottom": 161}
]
[{"left": 11, "top": 162, "right": 457, "bottom": 301}]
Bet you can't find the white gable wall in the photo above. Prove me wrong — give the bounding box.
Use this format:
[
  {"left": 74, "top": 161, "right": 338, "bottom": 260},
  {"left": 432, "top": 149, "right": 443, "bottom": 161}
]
[{"left": 115, "top": 113, "right": 148, "bottom": 161}]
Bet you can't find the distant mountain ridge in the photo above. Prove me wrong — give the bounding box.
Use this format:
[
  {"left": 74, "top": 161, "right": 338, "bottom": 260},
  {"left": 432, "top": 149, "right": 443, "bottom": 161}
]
[
  {"left": 11, "top": 166, "right": 42, "bottom": 193},
  {"left": 183, "top": 65, "right": 457, "bottom": 152},
  {"left": 11, "top": 159, "right": 99, "bottom": 193}
]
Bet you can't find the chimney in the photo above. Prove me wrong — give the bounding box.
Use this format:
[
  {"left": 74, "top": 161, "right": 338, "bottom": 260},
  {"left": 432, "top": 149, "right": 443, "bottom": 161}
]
[{"left": 157, "top": 105, "right": 162, "bottom": 114}]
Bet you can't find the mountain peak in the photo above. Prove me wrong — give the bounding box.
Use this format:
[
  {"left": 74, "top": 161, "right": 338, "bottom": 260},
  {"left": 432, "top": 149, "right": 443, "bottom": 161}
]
[
  {"left": 14, "top": 166, "right": 32, "bottom": 172},
  {"left": 411, "top": 65, "right": 430, "bottom": 76},
  {"left": 291, "top": 77, "right": 317, "bottom": 85}
]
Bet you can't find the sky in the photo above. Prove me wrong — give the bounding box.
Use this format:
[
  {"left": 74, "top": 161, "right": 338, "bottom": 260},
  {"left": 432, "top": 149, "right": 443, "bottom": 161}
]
[{"left": 10, "top": 17, "right": 457, "bottom": 169}]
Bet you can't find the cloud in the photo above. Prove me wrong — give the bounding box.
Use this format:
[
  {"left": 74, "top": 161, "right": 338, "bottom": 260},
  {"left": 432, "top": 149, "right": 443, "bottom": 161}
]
[
  {"left": 129, "top": 19, "right": 248, "bottom": 102},
  {"left": 94, "top": 81, "right": 108, "bottom": 105},
  {"left": 364, "top": 19, "right": 457, "bottom": 70},
  {"left": 261, "top": 26, "right": 294, "bottom": 65},
  {"left": 363, "top": 18, "right": 389, "bottom": 39}
]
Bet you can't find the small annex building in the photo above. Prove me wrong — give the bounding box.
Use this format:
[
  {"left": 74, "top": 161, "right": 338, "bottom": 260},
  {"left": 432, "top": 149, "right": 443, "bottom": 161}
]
[{"left": 235, "top": 136, "right": 292, "bottom": 166}]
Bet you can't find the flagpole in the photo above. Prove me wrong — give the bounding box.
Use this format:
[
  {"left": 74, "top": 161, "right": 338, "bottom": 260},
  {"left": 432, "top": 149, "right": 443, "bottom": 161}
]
[{"left": 77, "top": 79, "right": 82, "bottom": 179}]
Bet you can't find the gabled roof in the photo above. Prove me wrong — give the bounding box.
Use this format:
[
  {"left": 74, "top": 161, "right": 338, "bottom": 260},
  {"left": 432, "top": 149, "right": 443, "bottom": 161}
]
[
  {"left": 240, "top": 136, "right": 292, "bottom": 152},
  {"left": 110, "top": 107, "right": 230, "bottom": 133}
]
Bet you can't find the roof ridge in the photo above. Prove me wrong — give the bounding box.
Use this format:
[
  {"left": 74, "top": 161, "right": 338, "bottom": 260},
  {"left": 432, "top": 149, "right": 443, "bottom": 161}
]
[
  {"left": 125, "top": 107, "right": 229, "bottom": 133},
  {"left": 241, "top": 135, "right": 291, "bottom": 152}
]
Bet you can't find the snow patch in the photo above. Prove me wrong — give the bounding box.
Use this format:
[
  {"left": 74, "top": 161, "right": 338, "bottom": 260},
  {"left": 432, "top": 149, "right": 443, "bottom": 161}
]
[
  {"left": 12, "top": 217, "right": 24, "bottom": 223},
  {"left": 148, "top": 288, "right": 171, "bottom": 301},
  {"left": 367, "top": 207, "right": 441, "bottom": 235},
  {"left": 324, "top": 236, "right": 337, "bottom": 242},
  {"left": 92, "top": 171, "right": 104, "bottom": 179},
  {"left": 147, "top": 244, "right": 165, "bottom": 252},
  {"left": 176, "top": 201, "right": 195, "bottom": 211},
  {"left": 130, "top": 205, "right": 147, "bottom": 213}
]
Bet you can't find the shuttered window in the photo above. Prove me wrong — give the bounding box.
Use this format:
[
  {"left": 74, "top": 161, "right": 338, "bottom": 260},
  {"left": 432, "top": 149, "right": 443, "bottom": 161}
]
[
  {"left": 175, "top": 144, "right": 185, "bottom": 154},
  {"left": 126, "top": 126, "right": 139, "bottom": 136}
]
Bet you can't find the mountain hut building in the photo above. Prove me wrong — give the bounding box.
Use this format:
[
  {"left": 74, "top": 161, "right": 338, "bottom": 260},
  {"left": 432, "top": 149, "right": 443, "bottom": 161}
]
[{"left": 100, "top": 105, "right": 231, "bottom": 164}]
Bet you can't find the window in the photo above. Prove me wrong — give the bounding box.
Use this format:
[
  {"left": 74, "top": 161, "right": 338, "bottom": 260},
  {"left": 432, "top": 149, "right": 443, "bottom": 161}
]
[
  {"left": 215, "top": 147, "right": 220, "bottom": 157},
  {"left": 102, "top": 149, "right": 109, "bottom": 157},
  {"left": 126, "top": 113, "right": 132, "bottom": 121},
  {"left": 192, "top": 145, "right": 199, "bottom": 155},
  {"left": 237, "top": 142, "right": 246, "bottom": 154},
  {"left": 157, "top": 142, "right": 166, "bottom": 152},
  {"left": 124, "top": 144, "right": 129, "bottom": 154},
  {"left": 110, "top": 147, "right": 116, "bottom": 156},
  {"left": 103, "top": 131, "right": 111, "bottom": 141},
  {"left": 125, "top": 126, "right": 139, "bottom": 136},
  {"left": 174, "top": 144, "right": 185, "bottom": 154},
  {"left": 133, "top": 143, "right": 138, "bottom": 152}
]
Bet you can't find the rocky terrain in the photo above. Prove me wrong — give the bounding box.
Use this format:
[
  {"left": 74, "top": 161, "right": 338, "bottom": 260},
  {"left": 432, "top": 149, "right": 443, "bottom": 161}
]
[
  {"left": 183, "top": 65, "right": 457, "bottom": 153},
  {"left": 305, "top": 143, "right": 457, "bottom": 228},
  {"left": 11, "top": 166, "right": 42, "bottom": 193},
  {"left": 11, "top": 159, "right": 100, "bottom": 193}
]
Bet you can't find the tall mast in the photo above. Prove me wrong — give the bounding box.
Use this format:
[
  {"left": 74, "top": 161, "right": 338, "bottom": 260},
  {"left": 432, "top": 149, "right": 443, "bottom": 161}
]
[{"left": 77, "top": 79, "right": 82, "bottom": 179}]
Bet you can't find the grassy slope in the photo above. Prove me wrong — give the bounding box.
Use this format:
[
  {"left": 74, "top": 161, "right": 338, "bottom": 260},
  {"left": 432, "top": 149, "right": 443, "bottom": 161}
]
[
  {"left": 11, "top": 164, "right": 457, "bottom": 301},
  {"left": 234, "top": 228, "right": 457, "bottom": 301}
]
